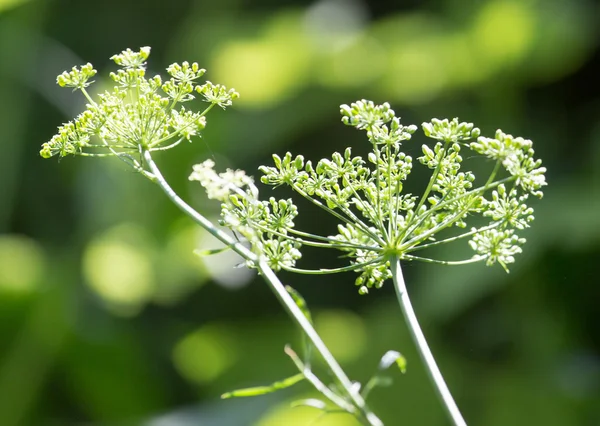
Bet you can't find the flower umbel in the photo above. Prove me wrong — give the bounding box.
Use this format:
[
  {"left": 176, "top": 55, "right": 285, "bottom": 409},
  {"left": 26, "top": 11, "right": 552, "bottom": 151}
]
[
  {"left": 57, "top": 63, "right": 97, "bottom": 89},
  {"left": 469, "top": 228, "right": 526, "bottom": 272},
  {"left": 40, "top": 47, "right": 238, "bottom": 166},
  {"left": 253, "top": 100, "right": 547, "bottom": 291},
  {"left": 189, "top": 160, "right": 303, "bottom": 272}
]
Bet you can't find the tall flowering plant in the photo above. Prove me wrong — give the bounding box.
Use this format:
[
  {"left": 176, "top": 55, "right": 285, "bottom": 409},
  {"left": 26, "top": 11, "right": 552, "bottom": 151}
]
[{"left": 43, "top": 47, "right": 546, "bottom": 426}]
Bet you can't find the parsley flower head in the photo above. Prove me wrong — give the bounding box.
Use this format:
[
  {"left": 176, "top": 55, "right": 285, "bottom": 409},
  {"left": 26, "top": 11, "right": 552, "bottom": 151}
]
[
  {"left": 254, "top": 100, "right": 547, "bottom": 291},
  {"left": 41, "top": 47, "right": 238, "bottom": 161}
]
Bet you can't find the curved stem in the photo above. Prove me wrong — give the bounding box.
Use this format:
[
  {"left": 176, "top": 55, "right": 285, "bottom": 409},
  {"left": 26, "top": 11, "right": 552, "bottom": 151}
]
[
  {"left": 252, "top": 223, "right": 376, "bottom": 252},
  {"left": 142, "top": 149, "right": 382, "bottom": 426},
  {"left": 386, "top": 145, "right": 394, "bottom": 237},
  {"left": 291, "top": 183, "right": 386, "bottom": 247},
  {"left": 399, "top": 140, "right": 450, "bottom": 242},
  {"left": 373, "top": 145, "right": 389, "bottom": 241},
  {"left": 150, "top": 137, "right": 185, "bottom": 151},
  {"left": 399, "top": 175, "right": 512, "bottom": 252},
  {"left": 405, "top": 223, "right": 500, "bottom": 253},
  {"left": 282, "top": 256, "right": 385, "bottom": 275},
  {"left": 287, "top": 228, "right": 381, "bottom": 252},
  {"left": 143, "top": 149, "right": 253, "bottom": 260},
  {"left": 390, "top": 256, "right": 467, "bottom": 426},
  {"left": 402, "top": 254, "right": 485, "bottom": 265}
]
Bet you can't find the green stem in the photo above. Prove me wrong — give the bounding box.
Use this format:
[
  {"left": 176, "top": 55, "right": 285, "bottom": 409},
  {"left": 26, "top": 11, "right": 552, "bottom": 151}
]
[
  {"left": 386, "top": 145, "right": 394, "bottom": 237},
  {"left": 399, "top": 174, "right": 513, "bottom": 251},
  {"left": 80, "top": 87, "right": 96, "bottom": 106},
  {"left": 373, "top": 145, "right": 388, "bottom": 241},
  {"left": 97, "top": 139, "right": 155, "bottom": 181},
  {"left": 344, "top": 177, "right": 388, "bottom": 238},
  {"left": 77, "top": 152, "right": 121, "bottom": 157},
  {"left": 404, "top": 141, "right": 450, "bottom": 233},
  {"left": 150, "top": 137, "right": 185, "bottom": 151},
  {"left": 390, "top": 256, "right": 467, "bottom": 426},
  {"left": 142, "top": 149, "right": 382, "bottom": 426},
  {"left": 148, "top": 103, "right": 216, "bottom": 148},
  {"left": 405, "top": 223, "right": 500, "bottom": 253},
  {"left": 284, "top": 346, "right": 355, "bottom": 413},
  {"left": 287, "top": 228, "right": 380, "bottom": 252},
  {"left": 418, "top": 162, "right": 506, "bottom": 229},
  {"left": 292, "top": 183, "right": 385, "bottom": 246},
  {"left": 254, "top": 224, "right": 379, "bottom": 252},
  {"left": 282, "top": 256, "right": 385, "bottom": 275},
  {"left": 402, "top": 254, "right": 485, "bottom": 265}
]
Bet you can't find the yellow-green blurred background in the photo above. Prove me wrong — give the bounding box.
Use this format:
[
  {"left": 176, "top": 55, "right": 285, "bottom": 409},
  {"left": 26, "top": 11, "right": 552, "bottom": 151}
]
[{"left": 1, "top": 0, "right": 599, "bottom": 425}]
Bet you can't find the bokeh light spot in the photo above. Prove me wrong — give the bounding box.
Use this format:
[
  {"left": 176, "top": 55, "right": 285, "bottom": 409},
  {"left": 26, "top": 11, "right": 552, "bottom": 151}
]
[
  {"left": 211, "top": 11, "right": 311, "bottom": 108},
  {"left": 317, "top": 35, "right": 386, "bottom": 88},
  {"left": 172, "top": 324, "right": 237, "bottom": 385},
  {"left": 256, "top": 400, "right": 359, "bottom": 426},
  {"left": 0, "top": 234, "right": 45, "bottom": 294},
  {"left": 472, "top": 0, "right": 535, "bottom": 67},
  {"left": 303, "top": 0, "right": 368, "bottom": 53},
  {"left": 314, "top": 309, "right": 367, "bottom": 363},
  {"left": 83, "top": 223, "right": 155, "bottom": 313},
  {"left": 154, "top": 222, "right": 209, "bottom": 305},
  {"left": 438, "top": 33, "right": 489, "bottom": 87},
  {"left": 383, "top": 41, "right": 447, "bottom": 104},
  {"left": 0, "top": 0, "right": 31, "bottom": 13}
]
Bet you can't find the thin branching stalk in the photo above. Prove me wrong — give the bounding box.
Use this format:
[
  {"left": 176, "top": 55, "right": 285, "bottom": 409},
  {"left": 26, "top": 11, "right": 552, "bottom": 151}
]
[
  {"left": 291, "top": 184, "right": 386, "bottom": 246},
  {"left": 390, "top": 256, "right": 466, "bottom": 426},
  {"left": 142, "top": 149, "right": 382, "bottom": 426}
]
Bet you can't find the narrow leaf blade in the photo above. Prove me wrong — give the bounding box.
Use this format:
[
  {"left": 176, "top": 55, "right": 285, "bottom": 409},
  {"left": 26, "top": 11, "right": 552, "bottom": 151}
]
[{"left": 221, "top": 373, "right": 304, "bottom": 399}]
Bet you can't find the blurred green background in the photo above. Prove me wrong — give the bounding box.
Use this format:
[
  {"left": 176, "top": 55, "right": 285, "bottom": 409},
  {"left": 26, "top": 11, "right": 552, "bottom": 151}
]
[{"left": 1, "top": 0, "right": 599, "bottom": 425}]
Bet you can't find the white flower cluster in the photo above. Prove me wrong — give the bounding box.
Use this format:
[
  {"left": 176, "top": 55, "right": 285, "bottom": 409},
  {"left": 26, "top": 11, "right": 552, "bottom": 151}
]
[
  {"left": 257, "top": 100, "right": 547, "bottom": 291},
  {"left": 189, "top": 160, "right": 302, "bottom": 272},
  {"left": 41, "top": 47, "right": 238, "bottom": 160}
]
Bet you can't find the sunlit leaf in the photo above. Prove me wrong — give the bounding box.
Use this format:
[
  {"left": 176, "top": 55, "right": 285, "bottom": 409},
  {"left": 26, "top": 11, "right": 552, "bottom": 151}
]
[
  {"left": 378, "top": 350, "right": 407, "bottom": 374},
  {"left": 193, "top": 246, "right": 231, "bottom": 256},
  {"left": 221, "top": 373, "right": 304, "bottom": 398},
  {"left": 290, "top": 398, "right": 328, "bottom": 410}
]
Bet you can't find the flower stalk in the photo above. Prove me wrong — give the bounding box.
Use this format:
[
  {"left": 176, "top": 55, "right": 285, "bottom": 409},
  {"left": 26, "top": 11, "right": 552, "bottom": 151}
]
[
  {"left": 390, "top": 256, "right": 466, "bottom": 426},
  {"left": 143, "top": 148, "right": 381, "bottom": 426}
]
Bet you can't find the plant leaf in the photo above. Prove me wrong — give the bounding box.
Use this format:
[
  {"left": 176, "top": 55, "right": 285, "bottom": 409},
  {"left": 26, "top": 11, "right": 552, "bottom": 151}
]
[
  {"left": 378, "top": 350, "right": 407, "bottom": 373},
  {"left": 361, "top": 350, "right": 407, "bottom": 400},
  {"left": 290, "top": 398, "right": 328, "bottom": 410},
  {"left": 286, "top": 286, "right": 314, "bottom": 362},
  {"left": 221, "top": 373, "right": 304, "bottom": 399},
  {"left": 193, "top": 247, "right": 230, "bottom": 256},
  {"left": 285, "top": 285, "right": 313, "bottom": 324}
]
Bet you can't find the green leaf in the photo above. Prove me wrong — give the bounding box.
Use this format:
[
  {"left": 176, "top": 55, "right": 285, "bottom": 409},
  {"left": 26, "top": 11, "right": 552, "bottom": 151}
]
[
  {"left": 193, "top": 247, "right": 230, "bottom": 256},
  {"left": 285, "top": 286, "right": 312, "bottom": 324},
  {"left": 221, "top": 373, "right": 304, "bottom": 399},
  {"left": 290, "top": 398, "right": 328, "bottom": 410},
  {"left": 286, "top": 286, "right": 314, "bottom": 363},
  {"left": 361, "top": 350, "right": 407, "bottom": 400},
  {"left": 378, "top": 349, "right": 407, "bottom": 374}
]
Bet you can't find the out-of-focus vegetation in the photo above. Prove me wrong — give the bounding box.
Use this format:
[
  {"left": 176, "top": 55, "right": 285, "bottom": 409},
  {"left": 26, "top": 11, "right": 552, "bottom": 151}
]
[{"left": 0, "top": 0, "right": 598, "bottom": 424}]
